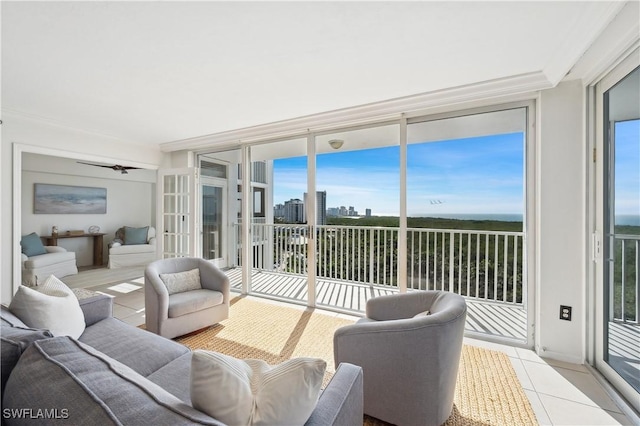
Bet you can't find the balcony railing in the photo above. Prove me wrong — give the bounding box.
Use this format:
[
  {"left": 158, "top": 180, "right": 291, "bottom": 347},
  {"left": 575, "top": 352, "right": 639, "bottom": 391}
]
[
  {"left": 408, "top": 229, "right": 524, "bottom": 305},
  {"left": 611, "top": 234, "right": 639, "bottom": 325},
  {"left": 232, "top": 223, "right": 526, "bottom": 306}
]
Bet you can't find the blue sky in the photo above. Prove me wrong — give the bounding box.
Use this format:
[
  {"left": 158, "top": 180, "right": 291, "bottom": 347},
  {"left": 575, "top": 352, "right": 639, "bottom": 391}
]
[
  {"left": 615, "top": 119, "right": 640, "bottom": 217},
  {"left": 274, "top": 132, "right": 525, "bottom": 217},
  {"left": 273, "top": 121, "right": 640, "bottom": 219}
]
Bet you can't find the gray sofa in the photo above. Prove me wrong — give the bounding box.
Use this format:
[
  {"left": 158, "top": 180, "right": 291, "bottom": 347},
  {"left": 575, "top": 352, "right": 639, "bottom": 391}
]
[{"left": 1, "top": 293, "right": 363, "bottom": 425}]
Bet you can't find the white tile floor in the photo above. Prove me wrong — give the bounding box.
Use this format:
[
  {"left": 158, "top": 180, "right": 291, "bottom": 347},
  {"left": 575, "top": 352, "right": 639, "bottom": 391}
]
[{"left": 98, "top": 281, "right": 637, "bottom": 426}]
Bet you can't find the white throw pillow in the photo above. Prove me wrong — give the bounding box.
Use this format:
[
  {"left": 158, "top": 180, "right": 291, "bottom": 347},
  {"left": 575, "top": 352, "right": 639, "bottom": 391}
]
[
  {"left": 9, "top": 275, "right": 85, "bottom": 339},
  {"left": 190, "top": 350, "right": 326, "bottom": 426},
  {"left": 159, "top": 268, "right": 202, "bottom": 295}
]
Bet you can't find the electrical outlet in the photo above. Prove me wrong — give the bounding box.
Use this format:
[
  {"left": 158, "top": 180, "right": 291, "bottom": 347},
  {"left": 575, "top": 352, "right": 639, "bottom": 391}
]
[{"left": 560, "top": 305, "right": 572, "bottom": 321}]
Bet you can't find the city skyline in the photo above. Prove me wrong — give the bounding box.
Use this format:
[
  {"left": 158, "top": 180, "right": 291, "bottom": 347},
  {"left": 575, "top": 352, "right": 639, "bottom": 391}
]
[
  {"left": 274, "top": 132, "right": 525, "bottom": 218},
  {"left": 275, "top": 197, "right": 365, "bottom": 217},
  {"left": 273, "top": 122, "right": 638, "bottom": 221}
]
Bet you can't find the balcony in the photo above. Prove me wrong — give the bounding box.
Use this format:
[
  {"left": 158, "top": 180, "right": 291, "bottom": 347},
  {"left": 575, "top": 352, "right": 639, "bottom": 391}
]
[{"left": 226, "top": 223, "right": 528, "bottom": 342}]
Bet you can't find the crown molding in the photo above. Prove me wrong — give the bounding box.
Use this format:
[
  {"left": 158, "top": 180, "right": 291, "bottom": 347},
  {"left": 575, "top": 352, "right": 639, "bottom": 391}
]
[
  {"left": 1, "top": 108, "right": 149, "bottom": 147},
  {"left": 543, "top": 2, "right": 626, "bottom": 85},
  {"left": 567, "top": 1, "right": 639, "bottom": 86},
  {"left": 160, "top": 71, "right": 551, "bottom": 152}
]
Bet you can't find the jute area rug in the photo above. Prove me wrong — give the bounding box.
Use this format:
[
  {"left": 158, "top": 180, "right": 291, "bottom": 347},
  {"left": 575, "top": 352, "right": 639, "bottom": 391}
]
[{"left": 176, "top": 296, "right": 538, "bottom": 426}]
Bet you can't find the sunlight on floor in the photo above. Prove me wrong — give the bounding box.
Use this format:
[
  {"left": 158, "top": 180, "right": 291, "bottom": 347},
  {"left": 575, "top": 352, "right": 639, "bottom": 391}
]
[{"left": 107, "top": 283, "right": 142, "bottom": 293}]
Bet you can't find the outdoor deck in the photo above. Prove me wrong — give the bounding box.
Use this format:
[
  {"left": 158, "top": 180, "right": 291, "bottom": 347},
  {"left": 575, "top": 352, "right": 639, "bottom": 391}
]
[{"left": 224, "top": 267, "right": 528, "bottom": 342}]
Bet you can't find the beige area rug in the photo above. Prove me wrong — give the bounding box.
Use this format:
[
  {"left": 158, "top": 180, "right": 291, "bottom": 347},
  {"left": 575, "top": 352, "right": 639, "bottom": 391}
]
[{"left": 176, "top": 296, "right": 537, "bottom": 426}]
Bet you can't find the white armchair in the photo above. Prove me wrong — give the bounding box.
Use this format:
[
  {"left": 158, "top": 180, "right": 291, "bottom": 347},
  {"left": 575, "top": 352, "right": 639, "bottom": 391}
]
[
  {"left": 22, "top": 246, "right": 78, "bottom": 286},
  {"left": 108, "top": 226, "right": 157, "bottom": 269}
]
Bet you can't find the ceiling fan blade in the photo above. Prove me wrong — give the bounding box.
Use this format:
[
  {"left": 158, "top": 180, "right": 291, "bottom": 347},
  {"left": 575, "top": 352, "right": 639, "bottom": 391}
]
[
  {"left": 77, "top": 161, "right": 115, "bottom": 169},
  {"left": 78, "top": 161, "right": 142, "bottom": 173}
]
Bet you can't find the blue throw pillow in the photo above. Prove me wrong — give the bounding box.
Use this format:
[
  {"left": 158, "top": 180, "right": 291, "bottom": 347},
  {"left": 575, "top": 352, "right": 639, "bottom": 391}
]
[
  {"left": 20, "top": 233, "right": 47, "bottom": 257},
  {"left": 123, "top": 226, "right": 149, "bottom": 245}
]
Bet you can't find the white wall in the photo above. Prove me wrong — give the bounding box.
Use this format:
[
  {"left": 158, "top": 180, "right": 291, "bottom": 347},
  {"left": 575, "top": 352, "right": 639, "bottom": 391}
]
[
  {"left": 536, "top": 80, "right": 586, "bottom": 363},
  {"left": 1, "top": 114, "right": 165, "bottom": 303},
  {"left": 21, "top": 154, "right": 155, "bottom": 266}
]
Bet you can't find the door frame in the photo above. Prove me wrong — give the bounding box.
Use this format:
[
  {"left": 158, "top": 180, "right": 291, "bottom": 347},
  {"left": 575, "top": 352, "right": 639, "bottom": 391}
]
[
  {"left": 592, "top": 48, "right": 639, "bottom": 412},
  {"left": 157, "top": 167, "right": 198, "bottom": 259},
  {"left": 200, "top": 175, "right": 228, "bottom": 268}
]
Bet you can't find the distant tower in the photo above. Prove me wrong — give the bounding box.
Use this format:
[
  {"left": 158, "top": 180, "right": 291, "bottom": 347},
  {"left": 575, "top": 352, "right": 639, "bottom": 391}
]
[
  {"left": 365, "top": 208, "right": 372, "bottom": 217},
  {"left": 304, "top": 191, "right": 327, "bottom": 225},
  {"left": 274, "top": 203, "right": 285, "bottom": 218},
  {"left": 284, "top": 199, "right": 304, "bottom": 223}
]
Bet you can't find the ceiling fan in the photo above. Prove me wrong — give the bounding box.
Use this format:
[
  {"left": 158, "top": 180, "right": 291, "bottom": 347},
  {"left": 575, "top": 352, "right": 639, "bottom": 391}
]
[{"left": 77, "top": 161, "right": 142, "bottom": 174}]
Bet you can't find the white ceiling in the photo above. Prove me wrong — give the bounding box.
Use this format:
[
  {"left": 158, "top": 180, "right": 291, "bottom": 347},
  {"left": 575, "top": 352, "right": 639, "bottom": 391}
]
[{"left": 1, "top": 1, "right": 625, "bottom": 147}]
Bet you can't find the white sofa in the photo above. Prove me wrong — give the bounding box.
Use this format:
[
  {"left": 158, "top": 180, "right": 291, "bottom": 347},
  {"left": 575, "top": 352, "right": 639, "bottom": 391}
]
[
  {"left": 108, "top": 226, "right": 157, "bottom": 269},
  {"left": 22, "top": 246, "right": 78, "bottom": 286}
]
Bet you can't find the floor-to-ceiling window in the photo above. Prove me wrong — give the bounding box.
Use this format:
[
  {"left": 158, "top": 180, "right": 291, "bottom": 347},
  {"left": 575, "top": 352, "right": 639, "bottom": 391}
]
[
  {"left": 315, "top": 124, "right": 400, "bottom": 311},
  {"left": 198, "top": 104, "right": 533, "bottom": 344},
  {"left": 596, "top": 54, "right": 639, "bottom": 411},
  {"left": 407, "top": 107, "right": 530, "bottom": 342},
  {"left": 247, "top": 138, "right": 308, "bottom": 303}
]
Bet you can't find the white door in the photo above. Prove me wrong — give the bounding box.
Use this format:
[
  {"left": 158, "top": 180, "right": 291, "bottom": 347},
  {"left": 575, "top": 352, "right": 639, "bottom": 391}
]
[
  {"left": 201, "top": 177, "right": 227, "bottom": 268},
  {"left": 158, "top": 168, "right": 198, "bottom": 259},
  {"left": 594, "top": 50, "right": 639, "bottom": 412}
]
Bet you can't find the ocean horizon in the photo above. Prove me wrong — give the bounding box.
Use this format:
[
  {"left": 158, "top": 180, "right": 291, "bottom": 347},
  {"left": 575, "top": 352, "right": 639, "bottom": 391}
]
[
  {"left": 410, "top": 213, "right": 523, "bottom": 222},
  {"left": 407, "top": 213, "right": 640, "bottom": 226},
  {"left": 616, "top": 215, "right": 640, "bottom": 226}
]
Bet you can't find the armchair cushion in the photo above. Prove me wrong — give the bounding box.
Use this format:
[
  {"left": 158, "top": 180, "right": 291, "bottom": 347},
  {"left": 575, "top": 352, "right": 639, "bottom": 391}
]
[
  {"left": 124, "top": 226, "right": 149, "bottom": 245},
  {"left": 168, "top": 289, "right": 224, "bottom": 318},
  {"left": 161, "top": 268, "right": 202, "bottom": 295},
  {"left": 20, "top": 232, "right": 46, "bottom": 257}
]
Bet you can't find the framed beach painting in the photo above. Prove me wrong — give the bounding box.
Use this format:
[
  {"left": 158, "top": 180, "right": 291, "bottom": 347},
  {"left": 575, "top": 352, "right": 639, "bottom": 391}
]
[{"left": 34, "top": 184, "right": 107, "bottom": 214}]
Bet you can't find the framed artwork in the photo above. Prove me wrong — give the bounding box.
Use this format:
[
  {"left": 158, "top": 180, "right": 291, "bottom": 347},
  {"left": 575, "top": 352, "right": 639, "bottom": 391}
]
[{"left": 34, "top": 184, "right": 107, "bottom": 214}]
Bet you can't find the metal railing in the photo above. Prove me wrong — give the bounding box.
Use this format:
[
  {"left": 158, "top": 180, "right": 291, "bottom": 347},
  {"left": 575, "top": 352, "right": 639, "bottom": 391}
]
[
  {"left": 316, "top": 225, "right": 399, "bottom": 287},
  {"left": 611, "top": 234, "right": 639, "bottom": 324},
  {"left": 407, "top": 228, "right": 524, "bottom": 305},
  {"left": 231, "top": 223, "right": 525, "bottom": 305}
]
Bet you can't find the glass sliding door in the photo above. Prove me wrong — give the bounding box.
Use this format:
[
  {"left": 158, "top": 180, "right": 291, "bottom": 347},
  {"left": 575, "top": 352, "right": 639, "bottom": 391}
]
[
  {"left": 596, "top": 53, "right": 639, "bottom": 411},
  {"left": 407, "top": 106, "right": 531, "bottom": 343},
  {"left": 315, "top": 124, "right": 400, "bottom": 311},
  {"left": 201, "top": 181, "right": 226, "bottom": 266},
  {"left": 250, "top": 137, "right": 308, "bottom": 304},
  {"left": 197, "top": 150, "right": 242, "bottom": 288}
]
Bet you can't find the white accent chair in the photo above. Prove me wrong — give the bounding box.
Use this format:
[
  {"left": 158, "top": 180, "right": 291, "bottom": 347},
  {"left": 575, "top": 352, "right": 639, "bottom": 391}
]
[
  {"left": 145, "top": 257, "right": 230, "bottom": 339},
  {"left": 108, "top": 226, "right": 157, "bottom": 269},
  {"left": 21, "top": 247, "right": 78, "bottom": 286}
]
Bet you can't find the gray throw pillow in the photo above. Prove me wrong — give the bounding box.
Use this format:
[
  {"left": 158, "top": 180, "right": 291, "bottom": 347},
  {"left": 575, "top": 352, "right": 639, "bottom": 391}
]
[
  {"left": 159, "top": 268, "right": 202, "bottom": 295},
  {"left": 20, "top": 232, "right": 47, "bottom": 257},
  {"left": 123, "top": 226, "right": 149, "bottom": 245}
]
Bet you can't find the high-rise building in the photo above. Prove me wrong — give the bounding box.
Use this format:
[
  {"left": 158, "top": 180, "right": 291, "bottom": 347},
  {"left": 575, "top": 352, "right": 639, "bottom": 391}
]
[
  {"left": 304, "top": 191, "right": 327, "bottom": 225},
  {"left": 274, "top": 203, "right": 285, "bottom": 218},
  {"left": 283, "top": 199, "right": 304, "bottom": 223},
  {"left": 348, "top": 206, "right": 356, "bottom": 216},
  {"left": 365, "top": 208, "right": 372, "bottom": 217},
  {"left": 327, "top": 207, "right": 339, "bottom": 217}
]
